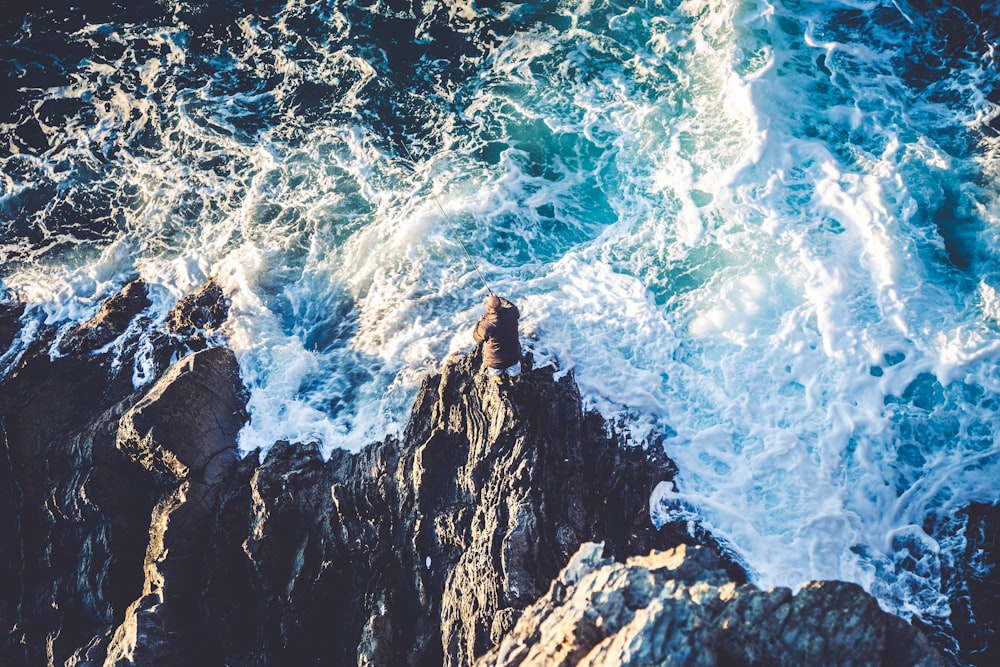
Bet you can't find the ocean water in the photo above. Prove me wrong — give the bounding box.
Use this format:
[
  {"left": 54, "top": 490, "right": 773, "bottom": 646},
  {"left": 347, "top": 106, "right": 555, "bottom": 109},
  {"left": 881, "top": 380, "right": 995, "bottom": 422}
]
[{"left": 2, "top": 0, "right": 999, "bottom": 648}]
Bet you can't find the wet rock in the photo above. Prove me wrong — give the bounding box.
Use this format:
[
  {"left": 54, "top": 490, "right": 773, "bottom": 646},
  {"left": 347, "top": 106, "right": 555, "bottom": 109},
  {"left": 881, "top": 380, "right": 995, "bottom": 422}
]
[
  {"left": 0, "top": 280, "right": 241, "bottom": 667},
  {"left": 60, "top": 280, "right": 151, "bottom": 356},
  {"left": 0, "top": 282, "right": 956, "bottom": 667},
  {"left": 106, "top": 346, "right": 247, "bottom": 666},
  {"left": 191, "top": 350, "right": 681, "bottom": 667},
  {"left": 0, "top": 312, "right": 158, "bottom": 666},
  {"left": 166, "top": 279, "right": 229, "bottom": 350},
  {"left": 478, "top": 542, "right": 946, "bottom": 667},
  {"left": 0, "top": 300, "right": 25, "bottom": 352},
  {"left": 950, "top": 502, "right": 1000, "bottom": 666}
]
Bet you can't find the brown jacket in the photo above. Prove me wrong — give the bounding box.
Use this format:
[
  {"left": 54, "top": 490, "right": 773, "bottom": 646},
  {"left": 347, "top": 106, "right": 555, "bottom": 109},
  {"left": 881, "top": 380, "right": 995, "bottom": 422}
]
[{"left": 473, "top": 298, "right": 522, "bottom": 369}]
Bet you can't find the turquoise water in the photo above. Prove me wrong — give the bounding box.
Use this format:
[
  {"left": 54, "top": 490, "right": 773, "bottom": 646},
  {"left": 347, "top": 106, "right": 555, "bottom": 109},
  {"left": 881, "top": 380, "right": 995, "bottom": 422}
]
[{"left": 2, "top": 0, "right": 999, "bottom": 641}]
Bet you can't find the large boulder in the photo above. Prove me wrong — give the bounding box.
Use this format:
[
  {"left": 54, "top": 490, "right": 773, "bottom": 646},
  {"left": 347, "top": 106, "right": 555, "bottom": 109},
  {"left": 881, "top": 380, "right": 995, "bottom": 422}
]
[
  {"left": 59, "top": 280, "right": 151, "bottom": 356},
  {"left": 105, "top": 346, "right": 247, "bottom": 666},
  {"left": 165, "top": 278, "right": 230, "bottom": 350},
  {"left": 0, "top": 279, "right": 240, "bottom": 666}
]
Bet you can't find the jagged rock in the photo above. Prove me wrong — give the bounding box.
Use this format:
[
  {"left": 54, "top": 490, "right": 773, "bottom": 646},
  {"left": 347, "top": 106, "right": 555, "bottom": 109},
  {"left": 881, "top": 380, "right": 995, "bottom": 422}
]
[
  {"left": 478, "top": 542, "right": 946, "bottom": 667},
  {"left": 0, "top": 310, "right": 159, "bottom": 666},
  {"left": 2, "top": 284, "right": 686, "bottom": 667},
  {"left": 950, "top": 503, "right": 1000, "bottom": 666},
  {"left": 190, "top": 350, "right": 681, "bottom": 666},
  {"left": 0, "top": 280, "right": 240, "bottom": 667},
  {"left": 419, "top": 354, "right": 681, "bottom": 667},
  {"left": 0, "top": 283, "right": 958, "bottom": 667},
  {"left": 166, "top": 279, "right": 229, "bottom": 350},
  {"left": 0, "top": 301, "right": 25, "bottom": 352},
  {"left": 60, "top": 280, "right": 151, "bottom": 356},
  {"left": 106, "top": 346, "right": 247, "bottom": 666},
  {"left": 116, "top": 345, "right": 245, "bottom": 484}
]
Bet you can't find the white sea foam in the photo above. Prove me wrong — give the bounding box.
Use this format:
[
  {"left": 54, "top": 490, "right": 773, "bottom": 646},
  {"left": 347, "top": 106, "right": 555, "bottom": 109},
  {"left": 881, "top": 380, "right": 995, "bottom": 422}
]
[{"left": 638, "top": 0, "right": 1000, "bottom": 623}]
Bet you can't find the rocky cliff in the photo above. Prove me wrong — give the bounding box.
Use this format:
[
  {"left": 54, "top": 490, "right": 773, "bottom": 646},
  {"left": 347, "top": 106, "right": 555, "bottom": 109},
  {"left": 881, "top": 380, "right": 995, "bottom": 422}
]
[
  {"left": 0, "top": 281, "right": 983, "bottom": 666},
  {"left": 478, "top": 542, "right": 941, "bottom": 667}
]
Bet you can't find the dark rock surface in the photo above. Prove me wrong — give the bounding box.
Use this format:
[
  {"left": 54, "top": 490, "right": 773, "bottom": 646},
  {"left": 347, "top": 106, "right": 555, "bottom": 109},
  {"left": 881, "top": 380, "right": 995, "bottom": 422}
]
[
  {"left": 478, "top": 541, "right": 945, "bottom": 667},
  {"left": 0, "top": 279, "right": 242, "bottom": 666},
  {"left": 949, "top": 503, "right": 1000, "bottom": 666},
  {"left": 189, "top": 351, "right": 685, "bottom": 667},
  {"left": 0, "top": 282, "right": 962, "bottom": 666},
  {"left": 165, "top": 278, "right": 230, "bottom": 350},
  {"left": 0, "top": 301, "right": 25, "bottom": 353},
  {"left": 0, "top": 293, "right": 157, "bottom": 665},
  {"left": 0, "top": 280, "right": 681, "bottom": 666},
  {"left": 105, "top": 346, "right": 247, "bottom": 666},
  {"left": 60, "top": 280, "right": 152, "bottom": 357}
]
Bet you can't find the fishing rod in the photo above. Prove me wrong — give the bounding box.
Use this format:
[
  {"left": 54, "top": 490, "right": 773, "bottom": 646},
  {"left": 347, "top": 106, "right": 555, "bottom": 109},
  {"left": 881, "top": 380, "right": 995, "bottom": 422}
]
[
  {"left": 379, "top": 67, "right": 495, "bottom": 297},
  {"left": 397, "top": 139, "right": 495, "bottom": 296}
]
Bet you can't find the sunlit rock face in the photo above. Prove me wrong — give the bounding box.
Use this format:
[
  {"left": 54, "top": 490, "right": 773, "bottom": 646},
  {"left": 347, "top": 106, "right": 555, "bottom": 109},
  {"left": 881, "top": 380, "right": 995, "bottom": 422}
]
[{"left": 477, "top": 542, "right": 945, "bottom": 667}]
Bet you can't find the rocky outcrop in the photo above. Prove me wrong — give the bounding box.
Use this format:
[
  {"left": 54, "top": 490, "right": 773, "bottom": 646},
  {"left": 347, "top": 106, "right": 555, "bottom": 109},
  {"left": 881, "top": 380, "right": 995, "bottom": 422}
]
[
  {"left": 950, "top": 503, "right": 1000, "bottom": 666},
  {"left": 165, "top": 279, "right": 230, "bottom": 350},
  {"left": 0, "top": 301, "right": 25, "bottom": 352},
  {"left": 183, "top": 350, "right": 688, "bottom": 667},
  {"left": 0, "top": 281, "right": 682, "bottom": 666},
  {"left": 0, "top": 281, "right": 957, "bottom": 666},
  {"left": 479, "top": 542, "right": 944, "bottom": 667},
  {"left": 0, "top": 291, "right": 159, "bottom": 666},
  {"left": 105, "top": 346, "right": 246, "bottom": 666},
  {"left": 59, "top": 280, "right": 151, "bottom": 356},
  {"left": 0, "top": 279, "right": 245, "bottom": 666}
]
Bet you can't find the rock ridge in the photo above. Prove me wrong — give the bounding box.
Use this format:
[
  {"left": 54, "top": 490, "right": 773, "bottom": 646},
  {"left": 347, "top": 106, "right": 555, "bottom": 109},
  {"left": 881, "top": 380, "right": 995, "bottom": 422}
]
[
  {"left": 0, "top": 281, "right": 974, "bottom": 666},
  {"left": 479, "top": 541, "right": 944, "bottom": 667}
]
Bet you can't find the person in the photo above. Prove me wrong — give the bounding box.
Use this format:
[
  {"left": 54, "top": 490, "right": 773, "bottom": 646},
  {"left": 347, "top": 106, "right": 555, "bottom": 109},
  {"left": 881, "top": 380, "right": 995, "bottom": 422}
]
[{"left": 473, "top": 293, "right": 522, "bottom": 386}]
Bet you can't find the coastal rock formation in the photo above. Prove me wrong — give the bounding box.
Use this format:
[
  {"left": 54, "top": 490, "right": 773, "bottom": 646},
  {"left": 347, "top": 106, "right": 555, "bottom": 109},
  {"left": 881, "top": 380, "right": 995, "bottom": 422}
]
[
  {"left": 0, "top": 301, "right": 24, "bottom": 352},
  {"left": 0, "top": 283, "right": 681, "bottom": 666},
  {"left": 0, "top": 284, "right": 957, "bottom": 666},
  {"left": 186, "top": 350, "right": 688, "bottom": 667},
  {"left": 105, "top": 346, "right": 246, "bottom": 665},
  {"left": 59, "top": 280, "right": 151, "bottom": 357},
  {"left": 165, "top": 279, "right": 230, "bottom": 350},
  {"left": 0, "top": 288, "right": 160, "bottom": 666},
  {"left": 478, "top": 542, "right": 944, "bottom": 667},
  {"left": 0, "top": 281, "right": 245, "bottom": 666},
  {"left": 951, "top": 503, "right": 1000, "bottom": 666}
]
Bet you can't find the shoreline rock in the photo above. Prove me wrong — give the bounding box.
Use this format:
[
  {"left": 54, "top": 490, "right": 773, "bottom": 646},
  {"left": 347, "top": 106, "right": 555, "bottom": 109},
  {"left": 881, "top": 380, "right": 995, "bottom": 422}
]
[
  {"left": 0, "top": 284, "right": 964, "bottom": 666},
  {"left": 189, "top": 350, "right": 691, "bottom": 667},
  {"left": 106, "top": 346, "right": 247, "bottom": 665},
  {"left": 479, "top": 541, "right": 944, "bottom": 667}
]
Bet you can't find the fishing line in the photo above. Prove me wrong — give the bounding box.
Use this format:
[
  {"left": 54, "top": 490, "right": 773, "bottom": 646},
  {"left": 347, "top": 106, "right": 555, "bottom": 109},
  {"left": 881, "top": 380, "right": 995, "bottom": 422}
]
[
  {"left": 396, "top": 140, "right": 495, "bottom": 296},
  {"left": 378, "top": 67, "right": 495, "bottom": 296}
]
